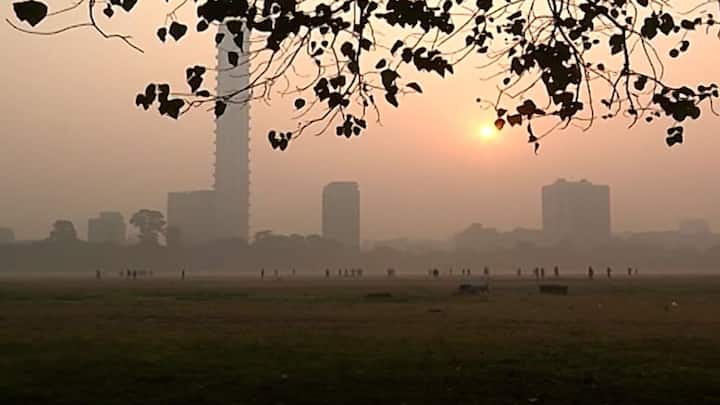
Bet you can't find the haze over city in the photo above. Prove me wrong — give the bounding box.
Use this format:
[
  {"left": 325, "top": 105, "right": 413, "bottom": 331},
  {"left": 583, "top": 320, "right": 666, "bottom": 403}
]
[
  {"left": 5, "top": 1, "right": 720, "bottom": 404},
  {"left": 2, "top": 3, "right": 720, "bottom": 242}
]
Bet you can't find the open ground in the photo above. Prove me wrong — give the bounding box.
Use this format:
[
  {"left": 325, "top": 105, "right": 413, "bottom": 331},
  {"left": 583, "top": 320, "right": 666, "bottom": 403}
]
[{"left": 1, "top": 273, "right": 719, "bottom": 404}]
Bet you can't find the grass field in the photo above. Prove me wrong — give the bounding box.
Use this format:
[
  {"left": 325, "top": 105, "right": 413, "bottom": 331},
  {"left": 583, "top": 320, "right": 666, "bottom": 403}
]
[{"left": 1, "top": 274, "right": 719, "bottom": 404}]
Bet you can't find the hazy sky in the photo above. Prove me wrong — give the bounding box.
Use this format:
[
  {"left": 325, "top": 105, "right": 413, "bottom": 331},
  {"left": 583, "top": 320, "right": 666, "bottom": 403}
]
[{"left": 2, "top": 2, "right": 720, "bottom": 241}]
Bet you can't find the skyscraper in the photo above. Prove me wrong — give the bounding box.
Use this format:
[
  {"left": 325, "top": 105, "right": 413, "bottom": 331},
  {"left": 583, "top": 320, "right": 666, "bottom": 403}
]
[
  {"left": 542, "top": 178, "right": 611, "bottom": 245},
  {"left": 322, "top": 182, "right": 360, "bottom": 249},
  {"left": 167, "top": 26, "right": 250, "bottom": 244},
  {"left": 214, "top": 25, "right": 250, "bottom": 242},
  {"left": 87, "top": 212, "right": 126, "bottom": 244}
]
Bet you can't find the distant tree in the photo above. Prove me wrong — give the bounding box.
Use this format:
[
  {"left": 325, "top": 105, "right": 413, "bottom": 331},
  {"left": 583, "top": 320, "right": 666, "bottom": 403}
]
[
  {"left": 9, "top": 0, "right": 720, "bottom": 151},
  {"left": 48, "top": 220, "right": 78, "bottom": 242},
  {"left": 129, "top": 209, "right": 166, "bottom": 246}
]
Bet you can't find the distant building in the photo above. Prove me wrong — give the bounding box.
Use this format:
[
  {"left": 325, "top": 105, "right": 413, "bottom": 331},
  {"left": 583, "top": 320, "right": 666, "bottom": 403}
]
[
  {"left": 322, "top": 182, "right": 360, "bottom": 249},
  {"left": 0, "top": 227, "right": 15, "bottom": 244},
  {"left": 213, "top": 24, "right": 250, "bottom": 242},
  {"left": 678, "top": 219, "right": 711, "bottom": 235},
  {"left": 454, "top": 225, "right": 544, "bottom": 251},
  {"left": 87, "top": 212, "right": 126, "bottom": 244},
  {"left": 454, "top": 223, "right": 501, "bottom": 251},
  {"left": 504, "top": 227, "right": 545, "bottom": 248},
  {"left": 167, "top": 190, "right": 217, "bottom": 246},
  {"left": 165, "top": 25, "right": 250, "bottom": 245},
  {"left": 542, "top": 178, "right": 611, "bottom": 245}
]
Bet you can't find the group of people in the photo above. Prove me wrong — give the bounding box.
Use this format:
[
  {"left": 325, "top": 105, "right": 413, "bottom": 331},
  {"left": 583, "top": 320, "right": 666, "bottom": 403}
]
[
  {"left": 587, "top": 266, "right": 639, "bottom": 279},
  {"left": 526, "top": 266, "right": 561, "bottom": 280},
  {"left": 105, "top": 268, "right": 153, "bottom": 280},
  {"left": 259, "top": 268, "right": 304, "bottom": 279},
  {"left": 329, "top": 268, "right": 365, "bottom": 278},
  {"left": 427, "top": 267, "right": 484, "bottom": 278},
  {"left": 168, "top": 265, "right": 641, "bottom": 280}
]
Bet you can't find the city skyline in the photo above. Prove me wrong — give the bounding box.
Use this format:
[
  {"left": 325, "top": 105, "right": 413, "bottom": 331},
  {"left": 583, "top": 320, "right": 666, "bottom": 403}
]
[
  {"left": 2, "top": 176, "right": 716, "bottom": 246},
  {"left": 2, "top": 4, "right": 720, "bottom": 241}
]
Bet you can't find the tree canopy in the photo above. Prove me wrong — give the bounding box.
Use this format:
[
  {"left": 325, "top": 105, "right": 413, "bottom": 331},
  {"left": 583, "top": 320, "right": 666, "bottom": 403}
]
[
  {"left": 130, "top": 209, "right": 166, "bottom": 246},
  {"left": 48, "top": 219, "right": 78, "bottom": 242},
  {"left": 10, "top": 0, "right": 720, "bottom": 152}
]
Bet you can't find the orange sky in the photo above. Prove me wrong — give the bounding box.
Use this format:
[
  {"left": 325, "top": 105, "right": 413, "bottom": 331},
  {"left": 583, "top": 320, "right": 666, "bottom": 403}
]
[{"left": 2, "top": 2, "right": 720, "bottom": 241}]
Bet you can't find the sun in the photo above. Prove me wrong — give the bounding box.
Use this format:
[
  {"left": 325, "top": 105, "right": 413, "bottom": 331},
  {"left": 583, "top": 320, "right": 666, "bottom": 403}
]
[{"left": 478, "top": 124, "right": 497, "bottom": 140}]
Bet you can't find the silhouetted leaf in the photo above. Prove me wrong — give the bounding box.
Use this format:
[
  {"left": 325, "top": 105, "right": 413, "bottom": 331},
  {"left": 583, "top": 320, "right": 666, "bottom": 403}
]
[
  {"left": 159, "top": 98, "right": 184, "bottom": 119},
  {"left": 157, "top": 27, "right": 167, "bottom": 42},
  {"left": 169, "top": 22, "right": 188, "bottom": 41},
  {"left": 406, "top": 82, "right": 423, "bottom": 93},
  {"left": 228, "top": 51, "right": 239, "bottom": 67},
  {"left": 385, "top": 93, "right": 399, "bottom": 107},
  {"left": 13, "top": 0, "right": 48, "bottom": 27},
  {"left": 214, "top": 100, "right": 227, "bottom": 118},
  {"left": 121, "top": 0, "right": 137, "bottom": 12}
]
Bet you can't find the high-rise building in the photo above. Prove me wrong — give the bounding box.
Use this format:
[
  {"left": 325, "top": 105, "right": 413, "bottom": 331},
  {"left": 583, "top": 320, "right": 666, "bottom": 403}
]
[
  {"left": 87, "top": 212, "right": 126, "bottom": 244},
  {"left": 214, "top": 25, "right": 250, "bottom": 242},
  {"left": 542, "top": 178, "right": 611, "bottom": 245},
  {"left": 0, "top": 227, "right": 15, "bottom": 244},
  {"left": 167, "top": 26, "right": 250, "bottom": 245},
  {"left": 322, "top": 182, "right": 360, "bottom": 249}
]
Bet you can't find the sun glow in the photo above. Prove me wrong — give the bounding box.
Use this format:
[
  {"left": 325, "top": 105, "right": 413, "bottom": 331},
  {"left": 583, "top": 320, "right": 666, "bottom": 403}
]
[{"left": 478, "top": 124, "right": 498, "bottom": 140}]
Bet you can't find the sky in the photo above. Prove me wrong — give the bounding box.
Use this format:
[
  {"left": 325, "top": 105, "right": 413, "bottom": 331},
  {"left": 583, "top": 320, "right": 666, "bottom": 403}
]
[{"left": 1, "top": 1, "right": 720, "bottom": 241}]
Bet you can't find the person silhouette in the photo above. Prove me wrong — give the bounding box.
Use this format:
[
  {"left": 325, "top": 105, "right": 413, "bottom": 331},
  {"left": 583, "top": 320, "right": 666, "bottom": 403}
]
[
  {"left": 588, "top": 266, "right": 594, "bottom": 280},
  {"left": 553, "top": 266, "right": 559, "bottom": 278}
]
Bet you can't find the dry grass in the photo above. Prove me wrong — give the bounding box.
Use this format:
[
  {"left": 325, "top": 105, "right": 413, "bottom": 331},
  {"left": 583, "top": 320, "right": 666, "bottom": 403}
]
[{"left": 0, "top": 274, "right": 719, "bottom": 404}]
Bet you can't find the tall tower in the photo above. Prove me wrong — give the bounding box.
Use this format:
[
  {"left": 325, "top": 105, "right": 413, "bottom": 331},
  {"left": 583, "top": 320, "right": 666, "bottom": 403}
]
[
  {"left": 214, "top": 26, "right": 250, "bottom": 241},
  {"left": 322, "top": 182, "right": 360, "bottom": 249}
]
